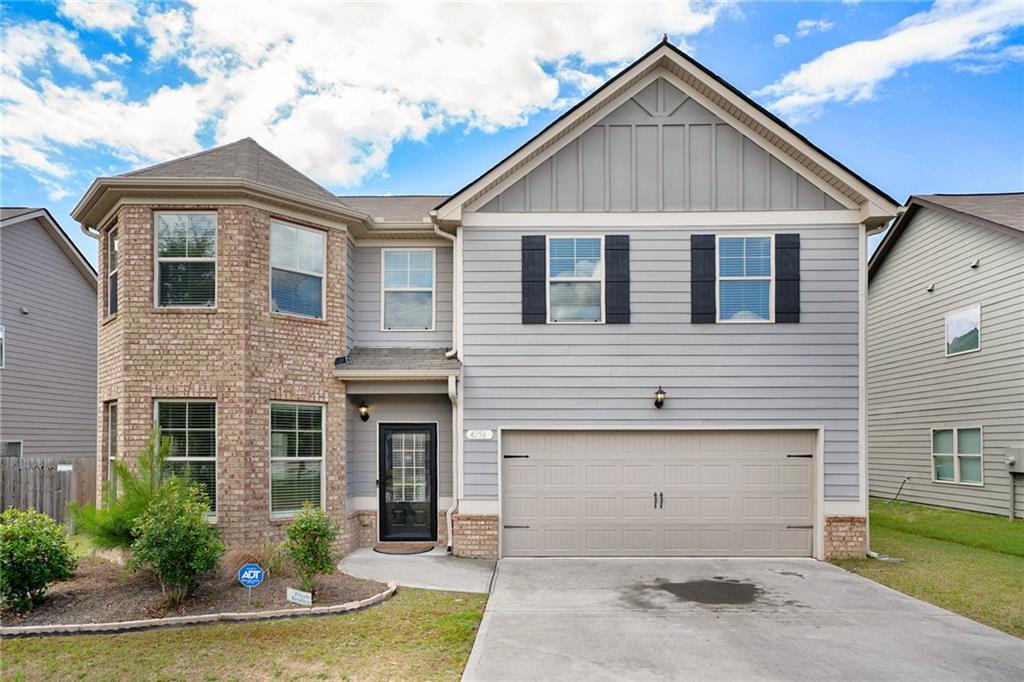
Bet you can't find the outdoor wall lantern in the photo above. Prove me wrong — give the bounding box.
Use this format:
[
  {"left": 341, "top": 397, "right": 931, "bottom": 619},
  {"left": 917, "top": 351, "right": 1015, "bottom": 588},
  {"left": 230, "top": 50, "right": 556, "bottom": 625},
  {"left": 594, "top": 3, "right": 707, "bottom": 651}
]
[
  {"left": 358, "top": 402, "right": 370, "bottom": 422},
  {"left": 654, "top": 387, "right": 667, "bottom": 409}
]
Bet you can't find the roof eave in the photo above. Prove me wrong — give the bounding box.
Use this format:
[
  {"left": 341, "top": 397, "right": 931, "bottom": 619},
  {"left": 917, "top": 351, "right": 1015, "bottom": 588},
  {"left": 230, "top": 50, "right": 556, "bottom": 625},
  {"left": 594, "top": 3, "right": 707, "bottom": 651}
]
[{"left": 332, "top": 369, "right": 461, "bottom": 381}]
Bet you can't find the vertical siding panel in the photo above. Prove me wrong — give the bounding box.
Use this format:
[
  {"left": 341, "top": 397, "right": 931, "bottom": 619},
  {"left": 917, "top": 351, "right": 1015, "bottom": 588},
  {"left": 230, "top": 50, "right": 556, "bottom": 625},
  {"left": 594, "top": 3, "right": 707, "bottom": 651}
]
[
  {"left": 662, "top": 125, "right": 686, "bottom": 210},
  {"left": 769, "top": 157, "right": 794, "bottom": 210},
  {"left": 688, "top": 124, "right": 712, "bottom": 211},
  {"left": 554, "top": 140, "right": 579, "bottom": 211},
  {"left": 715, "top": 124, "right": 741, "bottom": 210},
  {"left": 581, "top": 127, "right": 605, "bottom": 211},
  {"left": 635, "top": 125, "right": 659, "bottom": 211},
  {"left": 528, "top": 159, "right": 553, "bottom": 212},
  {"left": 741, "top": 139, "right": 768, "bottom": 210}
]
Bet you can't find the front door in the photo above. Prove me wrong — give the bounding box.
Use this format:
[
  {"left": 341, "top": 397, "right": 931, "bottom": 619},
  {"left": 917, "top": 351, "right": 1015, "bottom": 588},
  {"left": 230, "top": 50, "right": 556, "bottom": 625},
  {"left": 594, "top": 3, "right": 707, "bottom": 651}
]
[{"left": 379, "top": 423, "right": 437, "bottom": 541}]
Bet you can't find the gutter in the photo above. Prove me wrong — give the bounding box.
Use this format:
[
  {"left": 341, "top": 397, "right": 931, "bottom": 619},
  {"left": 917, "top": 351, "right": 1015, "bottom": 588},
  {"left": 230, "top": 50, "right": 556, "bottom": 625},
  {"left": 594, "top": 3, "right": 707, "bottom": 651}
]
[{"left": 445, "top": 375, "right": 459, "bottom": 553}]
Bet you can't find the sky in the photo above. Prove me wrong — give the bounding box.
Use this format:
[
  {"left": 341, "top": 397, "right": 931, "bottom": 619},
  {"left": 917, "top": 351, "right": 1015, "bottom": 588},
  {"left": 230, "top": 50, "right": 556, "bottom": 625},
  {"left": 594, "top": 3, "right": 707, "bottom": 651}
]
[{"left": 2, "top": 0, "right": 1022, "bottom": 267}]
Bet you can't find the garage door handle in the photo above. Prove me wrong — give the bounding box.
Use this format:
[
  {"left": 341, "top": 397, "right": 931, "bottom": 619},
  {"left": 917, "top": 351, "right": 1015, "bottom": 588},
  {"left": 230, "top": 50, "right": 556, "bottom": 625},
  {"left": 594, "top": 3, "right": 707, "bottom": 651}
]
[
  {"left": 786, "top": 525, "right": 813, "bottom": 529},
  {"left": 653, "top": 492, "right": 658, "bottom": 508},
  {"left": 659, "top": 492, "right": 664, "bottom": 509},
  {"left": 786, "top": 454, "right": 814, "bottom": 458},
  {"left": 503, "top": 455, "right": 530, "bottom": 459},
  {"left": 503, "top": 525, "right": 530, "bottom": 529}
]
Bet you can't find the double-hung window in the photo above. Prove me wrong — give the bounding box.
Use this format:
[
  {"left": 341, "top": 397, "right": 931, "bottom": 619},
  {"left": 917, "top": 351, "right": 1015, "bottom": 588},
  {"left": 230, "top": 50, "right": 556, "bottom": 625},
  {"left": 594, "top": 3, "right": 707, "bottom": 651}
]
[
  {"left": 157, "top": 401, "right": 217, "bottom": 512},
  {"left": 107, "top": 227, "right": 119, "bottom": 315},
  {"left": 717, "top": 235, "right": 773, "bottom": 322},
  {"left": 155, "top": 212, "right": 216, "bottom": 307},
  {"left": 270, "top": 221, "right": 325, "bottom": 319},
  {"left": 270, "top": 403, "right": 324, "bottom": 516},
  {"left": 945, "top": 305, "right": 981, "bottom": 356},
  {"left": 106, "top": 402, "right": 118, "bottom": 489},
  {"left": 548, "top": 236, "right": 604, "bottom": 323},
  {"left": 382, "top": 249, "right": 434, "bottom": 330},
  {"left": 932, "top": 427, "right": 983, "bottom": 485}
]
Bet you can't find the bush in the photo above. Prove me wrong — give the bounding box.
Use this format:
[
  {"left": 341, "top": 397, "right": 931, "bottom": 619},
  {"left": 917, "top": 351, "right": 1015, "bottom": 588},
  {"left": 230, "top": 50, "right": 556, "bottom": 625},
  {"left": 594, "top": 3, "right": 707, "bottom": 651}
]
[
  {"left": 0, "top": 509, "right": 78, "bottom": 613},
  {"left": 128, "top": 479, "right": 224, "bottom": 606},
  {"left": 69, "top": 429, "right": 178, "bottom": 549},
  {"left": 285, "top": 503, "right": 338, "bottom": 594},
  {"left": 219, "top": 541, "right": 288, "bottom": 583}
]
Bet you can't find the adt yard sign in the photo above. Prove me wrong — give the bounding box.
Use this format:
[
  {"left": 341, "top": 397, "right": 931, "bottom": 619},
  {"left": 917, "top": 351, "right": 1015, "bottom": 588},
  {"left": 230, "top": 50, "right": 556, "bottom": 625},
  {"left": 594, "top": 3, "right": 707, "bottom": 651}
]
[{"left": 238, "top": 563, "right": 264, "bottom": 588}]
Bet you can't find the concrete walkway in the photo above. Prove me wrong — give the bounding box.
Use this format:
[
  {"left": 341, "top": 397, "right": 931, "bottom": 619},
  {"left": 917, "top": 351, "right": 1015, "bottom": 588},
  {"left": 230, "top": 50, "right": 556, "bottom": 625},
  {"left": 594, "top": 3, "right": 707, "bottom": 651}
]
[
  {"left": 338, "top": 548, "right": 495, "bottom": 593},
  {"left": 463, "top": 558, "right": 1024, "bottom": 681}
]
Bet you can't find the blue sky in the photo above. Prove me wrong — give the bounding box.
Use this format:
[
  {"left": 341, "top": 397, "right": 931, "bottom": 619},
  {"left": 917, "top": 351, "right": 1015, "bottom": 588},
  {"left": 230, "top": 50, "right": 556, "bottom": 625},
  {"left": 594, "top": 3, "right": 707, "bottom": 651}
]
[{"left": 2, "top": 1, "right": 1022, "bottom": 266}]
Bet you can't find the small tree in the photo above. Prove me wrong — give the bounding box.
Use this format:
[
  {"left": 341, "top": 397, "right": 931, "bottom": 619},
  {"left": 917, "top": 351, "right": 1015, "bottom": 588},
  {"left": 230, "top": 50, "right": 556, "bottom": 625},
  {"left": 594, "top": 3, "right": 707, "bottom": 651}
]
[
  {"left": 128, "top": 479, "right": 224, "bottom": 606},
  {"left": 69, "top": 429, "right": 178, "bottom": 549},
  {"left": 285, "top": 503, "right": 338, "bottom": 594},
  {"left": 0, "top": 509, "right": 78, "bottom": 613}
]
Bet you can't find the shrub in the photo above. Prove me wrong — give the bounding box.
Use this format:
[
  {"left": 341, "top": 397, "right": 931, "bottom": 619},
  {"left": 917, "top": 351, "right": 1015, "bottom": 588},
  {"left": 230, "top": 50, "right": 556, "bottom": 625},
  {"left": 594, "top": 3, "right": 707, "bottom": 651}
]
[
  {"left": 69, "top": 429, "right": 178, "bottom": 549},
  {"left": 128, "top": 479, "right": 224, "bottom": 606},
  {"left": 0, "top": 508, "right": 78, "bottom": 613},
  {"left": 219, "top": 541, "right": 288, "bottom": 583},
  {"left": 285, "top": 503, "right": 338, "bottom": 594}
]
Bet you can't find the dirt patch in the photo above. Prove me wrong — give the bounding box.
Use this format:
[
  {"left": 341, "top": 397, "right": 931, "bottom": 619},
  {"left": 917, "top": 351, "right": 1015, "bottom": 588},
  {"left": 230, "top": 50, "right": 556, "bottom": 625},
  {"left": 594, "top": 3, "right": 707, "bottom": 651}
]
[{"left": 1, "top": 554, "right": 386, "bottom": 627}]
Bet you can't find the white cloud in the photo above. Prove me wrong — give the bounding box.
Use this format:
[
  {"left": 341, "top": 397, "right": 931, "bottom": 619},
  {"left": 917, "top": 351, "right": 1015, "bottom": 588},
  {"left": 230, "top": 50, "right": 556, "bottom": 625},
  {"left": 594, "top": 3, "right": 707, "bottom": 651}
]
[
  {"left": 1, "top": 21, "right": 95, "bottom": 77},
  {"left": 59, "top": 1, "right": 137, "bottom": 35},
  {"left": 757, "top": 1, "right": 1024, "bottom": 120},
  {"left": 773, "top": 33, "right": 791, "bottom": 47},
  {"left": 101, "top": 52, "right": 132, "bottom": 66},
  {"left": 3, "top": 1, "right": 729, "bottom": 190},
  {"left": 795, "top": 19, "right": 835, "bottom": 38},
  {"left": 953, "top": 43, "right": 1024, "bottom": 73}
]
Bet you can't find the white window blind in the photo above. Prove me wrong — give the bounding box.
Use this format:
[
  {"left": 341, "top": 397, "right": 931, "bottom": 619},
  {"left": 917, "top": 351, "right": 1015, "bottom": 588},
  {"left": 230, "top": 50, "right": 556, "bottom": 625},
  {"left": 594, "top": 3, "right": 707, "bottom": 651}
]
[
  {"left": 158, "top": 401, "right": 217, "bottom": 511},
  {"left": 271, "top": 221, "right": 325, "bottom": 318},
  {"left": 107, "top": 227, "right": 119, "bottom": 315},
  {"left": 548, "top": 237, "right": 603, "bottom": 322},
  {"left": 156, "top": 213, "right": 216, "bottom": 307},
  {"left": 718, "top": 236, "right": 772, "bottom": 322},
  {"left": 270, "top": 403, "right": 324, "bottom": 515}
]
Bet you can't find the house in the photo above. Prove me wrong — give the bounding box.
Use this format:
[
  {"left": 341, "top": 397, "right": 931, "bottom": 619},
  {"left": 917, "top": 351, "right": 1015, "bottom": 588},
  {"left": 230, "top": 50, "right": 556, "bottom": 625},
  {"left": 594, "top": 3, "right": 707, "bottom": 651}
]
[
  {"left": 867, "top": 193, "right": 1024, "bottom": 518},
  {"left": 0, "top": 207, "right": 98, "bottom": 461},
  {"left": 71, "top": 41, "right": 898, "bottom": 560}
]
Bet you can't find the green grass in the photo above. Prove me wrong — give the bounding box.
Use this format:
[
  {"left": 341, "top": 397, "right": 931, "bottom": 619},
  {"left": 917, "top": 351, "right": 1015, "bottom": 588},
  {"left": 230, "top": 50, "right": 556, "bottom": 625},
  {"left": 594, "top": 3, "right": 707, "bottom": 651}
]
[
  {"left": 837, "top": 499, "right": 1024, "bottom": 638},
  {"left": 1, "top": 588, "right": 487, "bottom": 681}
]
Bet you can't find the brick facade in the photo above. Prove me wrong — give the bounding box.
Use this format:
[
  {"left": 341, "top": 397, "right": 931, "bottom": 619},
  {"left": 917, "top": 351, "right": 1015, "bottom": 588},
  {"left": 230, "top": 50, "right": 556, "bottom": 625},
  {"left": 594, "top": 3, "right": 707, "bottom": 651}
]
[
  {"left": 451, "top": 514, "right": 499, "bottom": 559},
  {"left": 824, "top": 515, "right": 867, "bottom": 560},
  {"left": 96, "top": 203, "right": 349, "bottom": 548}
]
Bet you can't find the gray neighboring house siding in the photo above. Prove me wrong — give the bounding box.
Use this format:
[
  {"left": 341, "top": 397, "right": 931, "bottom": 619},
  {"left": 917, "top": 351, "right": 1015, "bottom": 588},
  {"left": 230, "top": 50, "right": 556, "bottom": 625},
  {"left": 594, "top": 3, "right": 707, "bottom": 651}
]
[
  {"left": 868, "top": 204, "right": 1024, "bottom": 517},
  {"left": 459, "top": 221, "right": 861, "bottom": 500},
  {"left": 0, "top": 211, "right": 97, "bottom": 460}
]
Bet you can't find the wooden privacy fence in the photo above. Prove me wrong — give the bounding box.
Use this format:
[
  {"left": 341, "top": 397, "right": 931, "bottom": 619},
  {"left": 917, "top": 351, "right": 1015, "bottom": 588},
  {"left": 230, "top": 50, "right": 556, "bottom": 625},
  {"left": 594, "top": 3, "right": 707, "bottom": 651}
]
[{"left": 0, "top": 456, "right": 96, "bottom": 528}]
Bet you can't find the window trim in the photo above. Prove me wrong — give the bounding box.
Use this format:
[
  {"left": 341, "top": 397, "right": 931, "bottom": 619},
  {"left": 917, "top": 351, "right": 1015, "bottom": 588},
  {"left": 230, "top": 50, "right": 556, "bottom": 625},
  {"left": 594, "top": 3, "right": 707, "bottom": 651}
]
[
  {"left": 944, "top": 304, "right": 982, "bottom": 358},
  {"left": 154, "top": 399, "right": 218, "bottom": 517},
  {"left": 380, "top": 247, "right": 436, "bottom": 331},
  {"left": 545, "top": 234, "right": 605, "bottom": 324},
  {"left": 153, "top": 211, "right": 218, "bottom": 309},
  {"left": 930, "top": 426, "right": 984, "bottom": 487},
  {"left": 1, "top": 441, "right": 24, "bottom": 458},
  {"left": 715, "top": 233, "right": 775, "bottom": 324},
  {"left": 107, "top": 227, "right": 119, "bottom": 316},
  {"left": 268, "top": 401, "right": 326, "bottom": 519},
  {"left": 0, "top": 324, "right": 5, "bottom": 369},
  {"left": 106, "top": 401, "right": 118, "bottom": 488},
  {"left": 269, "top": 219, "right": 327, "bottom": 320}
]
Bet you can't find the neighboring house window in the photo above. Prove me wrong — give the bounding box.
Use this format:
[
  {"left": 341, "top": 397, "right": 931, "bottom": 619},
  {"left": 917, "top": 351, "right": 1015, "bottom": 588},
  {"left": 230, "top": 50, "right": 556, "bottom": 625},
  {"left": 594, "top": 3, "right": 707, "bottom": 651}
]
[
  {"left": 932, "top": 427, "right": 983, "bottom": 485},
  {"left": 270, "top": 221, "right": 326, "bottom": 319},
  {"left": 107, "top": 227, "right": 119, "bottom": 315},
  {"left": 157, "top": 401, "right": 217, "bottom": 512},
  {"left": 0, "top": 325, "right": 5, "bottom": 369},
  {"left": 945, "top": 305, "right": 981, "bottom": 356},
  {"left": 270, "top": 403, "right": 324, "bottom": 516},
  {"left": 0, "top": 442, "right": 21, "bottom": 458},
  {"left": 382, "top": 249, "right": 434, "bottom": 330},
  {"left": 155, "top": 212, "right": 216, "bottom": 307},
  {"left": 548, "top": 236, "right": 604, "bottom": 323},
  {"left": 718, "top": 235, "right": 773, "bottom": 322},
  {"left": 106, "top": 402, "right": 118, "bottom": 488}
]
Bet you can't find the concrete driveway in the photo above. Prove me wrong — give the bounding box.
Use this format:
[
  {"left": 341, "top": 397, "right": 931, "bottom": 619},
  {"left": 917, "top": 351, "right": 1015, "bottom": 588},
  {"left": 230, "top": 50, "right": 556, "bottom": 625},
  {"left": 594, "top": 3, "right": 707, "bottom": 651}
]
[{"left": 463, "top": 558, "right": 1024, "bottom": 681}]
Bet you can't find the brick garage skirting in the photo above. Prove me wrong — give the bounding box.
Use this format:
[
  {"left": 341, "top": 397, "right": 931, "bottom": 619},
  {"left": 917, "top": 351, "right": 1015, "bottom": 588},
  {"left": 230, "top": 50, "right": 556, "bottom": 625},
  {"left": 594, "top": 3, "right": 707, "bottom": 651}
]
[
  {"left": 344, "top": 510, "right": 451, "bottom": 551},
  {"left": 824, "top": 515, "right": 867, "bottom": 560},
  {"left": 452, "top": 514, "right": 498, "bottom": 559}
]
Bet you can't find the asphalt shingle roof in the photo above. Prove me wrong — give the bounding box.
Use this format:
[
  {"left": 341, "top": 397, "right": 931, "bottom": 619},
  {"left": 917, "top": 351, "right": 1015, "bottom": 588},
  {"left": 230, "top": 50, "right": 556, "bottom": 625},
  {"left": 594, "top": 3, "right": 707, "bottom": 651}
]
[
  {"left": 338, "top": 195, "right": 448, "bottom": 224},
  {"left": 917, "top": 193, "right": 1024, "bottom": 233},
  {"left": 335, "top": 347, "right": 460, "bottom": 374},
  {"left": 1, "top": 207, "right": 41, "bottom": 221}
]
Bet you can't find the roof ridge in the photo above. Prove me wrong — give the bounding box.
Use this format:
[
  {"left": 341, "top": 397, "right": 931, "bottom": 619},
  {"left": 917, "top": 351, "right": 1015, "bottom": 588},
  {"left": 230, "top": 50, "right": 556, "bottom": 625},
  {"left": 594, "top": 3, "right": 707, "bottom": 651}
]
[
  {"left": 119, "top": 138, "right": 250, "bottom": 178},
  {"left": 919, "top": 192, "right": 1024, "bottom": 198}
]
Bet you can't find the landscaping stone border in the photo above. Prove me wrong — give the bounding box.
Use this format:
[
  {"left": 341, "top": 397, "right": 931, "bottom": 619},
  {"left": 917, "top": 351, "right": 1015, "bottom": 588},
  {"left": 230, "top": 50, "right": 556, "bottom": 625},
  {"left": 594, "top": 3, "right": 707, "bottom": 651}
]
[{"left": 0, "top": 582, "right": 398, "bottom": 638}]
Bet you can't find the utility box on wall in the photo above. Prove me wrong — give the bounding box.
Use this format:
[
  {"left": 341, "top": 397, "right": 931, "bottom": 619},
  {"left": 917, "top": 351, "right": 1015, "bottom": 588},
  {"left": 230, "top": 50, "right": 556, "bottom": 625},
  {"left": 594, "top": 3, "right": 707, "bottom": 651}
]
[{"left": 1006, "top": 446, "right": 1024, "bottom": 474}]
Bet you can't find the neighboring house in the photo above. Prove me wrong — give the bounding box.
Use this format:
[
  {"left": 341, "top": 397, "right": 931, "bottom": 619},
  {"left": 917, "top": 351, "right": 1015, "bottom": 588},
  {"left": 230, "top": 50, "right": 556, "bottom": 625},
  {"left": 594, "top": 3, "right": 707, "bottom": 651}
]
[
  {"left": 0, "top": 208, "right": 98, "bottom": 461},
  {"left": 72, "top": 41, "right": 898, "bottom": 560},
  {"left": 867, "top": 194, "right": 1024, "bottom": 519}
]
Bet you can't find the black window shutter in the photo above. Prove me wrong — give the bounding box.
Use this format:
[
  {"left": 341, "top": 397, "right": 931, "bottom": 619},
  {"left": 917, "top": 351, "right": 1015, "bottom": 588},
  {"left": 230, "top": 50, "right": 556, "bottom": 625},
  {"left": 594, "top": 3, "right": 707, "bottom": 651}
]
[
  {"left": 605, "top": 235, "right": 630, "bottom": 324},
  {"left": 522, "top": 235, "right": 546, "bottom": 324},
  {"left": 691, "top": 234, "right": 716, "bottom": 323},
  {"left": 775, "top": 233, "right": 800, "bottom": 323}
]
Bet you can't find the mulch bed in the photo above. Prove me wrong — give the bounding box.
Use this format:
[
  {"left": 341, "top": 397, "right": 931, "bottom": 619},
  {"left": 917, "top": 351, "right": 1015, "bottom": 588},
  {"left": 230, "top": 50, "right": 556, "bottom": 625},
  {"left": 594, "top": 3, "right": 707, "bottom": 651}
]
[{"left": 1, "top": 554, "right": 386, "bottom": 627}]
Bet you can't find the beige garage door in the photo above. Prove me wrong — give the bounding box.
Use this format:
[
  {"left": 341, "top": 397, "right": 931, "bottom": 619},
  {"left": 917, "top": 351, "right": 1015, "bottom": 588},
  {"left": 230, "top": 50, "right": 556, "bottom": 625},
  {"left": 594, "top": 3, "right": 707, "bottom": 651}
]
[{"left": 501, "top": 430, "right": 815, "bottom": 557}]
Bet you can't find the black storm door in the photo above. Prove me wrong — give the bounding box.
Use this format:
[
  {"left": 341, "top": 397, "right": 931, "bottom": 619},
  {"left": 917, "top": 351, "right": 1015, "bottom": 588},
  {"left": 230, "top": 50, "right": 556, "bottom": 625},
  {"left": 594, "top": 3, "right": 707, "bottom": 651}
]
[{"left": 379, "top": 423, "right": 437, "bottom": 541}]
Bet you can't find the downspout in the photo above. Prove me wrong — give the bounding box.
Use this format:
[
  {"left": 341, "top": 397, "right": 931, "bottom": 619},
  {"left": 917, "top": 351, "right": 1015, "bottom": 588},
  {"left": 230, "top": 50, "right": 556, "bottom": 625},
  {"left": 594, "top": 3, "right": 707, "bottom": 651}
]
[
  {"left": 434, "top": 217, "right": 461, "bottom": 551},
  {"left": 432, "top": 221, "right": 459, "bottom": 359},
  {"left": 446, "top": 374, "right": 459, "bottom": 552}
]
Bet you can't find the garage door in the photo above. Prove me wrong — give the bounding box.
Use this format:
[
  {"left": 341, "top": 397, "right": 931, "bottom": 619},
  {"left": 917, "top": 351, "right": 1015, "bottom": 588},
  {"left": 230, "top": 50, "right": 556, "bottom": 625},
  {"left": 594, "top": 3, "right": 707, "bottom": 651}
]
[{"left": 501, "top": 430, "right": 815, "bottom": 557}]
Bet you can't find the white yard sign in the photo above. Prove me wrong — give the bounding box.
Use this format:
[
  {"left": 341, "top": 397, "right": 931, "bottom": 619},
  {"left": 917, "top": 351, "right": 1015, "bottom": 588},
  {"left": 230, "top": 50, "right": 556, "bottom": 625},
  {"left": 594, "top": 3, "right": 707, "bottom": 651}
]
[{"left": 286, "top": 587, "right": 312, "bottom": 607}]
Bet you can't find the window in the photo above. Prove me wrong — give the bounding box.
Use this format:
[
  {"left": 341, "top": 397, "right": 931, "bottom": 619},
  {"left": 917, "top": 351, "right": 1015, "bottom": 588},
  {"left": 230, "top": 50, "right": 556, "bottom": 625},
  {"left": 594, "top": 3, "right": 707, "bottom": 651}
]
[
  {"left": 271, "top": 221, "right": 325, "bottom": 318},
  {"left": 548, "top": 236, "right": 603, "bottom": 323},
  {"left": 718, "top": 235, "right": 773, "bottom": 322},
  {"left": 946, "top": 305, "right": 981, "bottom": 356},
  {"left": 932, "top": 427, "right": 983, "bottom": 485},
  {"left": 107, "top": 227, "right": 119, "bottom": 315},
  {"left": 270, "top": 403, "right": 324, "bottom": 515},
  {"left": 155, "top": 213, "right": 216, "bottom": 307},
  {"left": 1, "top": 442, "right": 21, "bottom": 458},
  {"left": 382, "top": 249, "right": 434, "bottom": 330},
  {"left": 0, "top": 325, "right": 5, "bottom": 369},
  {"left": 157, "top": 401, "right": 217, "bottom": 512},
  {"left": 106, "top": 402, "right": 118, "bottom": 488}
]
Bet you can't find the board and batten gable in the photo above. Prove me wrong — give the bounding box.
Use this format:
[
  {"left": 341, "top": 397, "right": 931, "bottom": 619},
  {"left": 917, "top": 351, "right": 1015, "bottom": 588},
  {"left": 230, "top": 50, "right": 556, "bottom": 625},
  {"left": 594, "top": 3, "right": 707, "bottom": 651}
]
[
  {"left": 0, "top": 215, "right": 97, "bottom": 459},
  {"left": 868, "top": 206, "right": 1024, "bottom": 517}
]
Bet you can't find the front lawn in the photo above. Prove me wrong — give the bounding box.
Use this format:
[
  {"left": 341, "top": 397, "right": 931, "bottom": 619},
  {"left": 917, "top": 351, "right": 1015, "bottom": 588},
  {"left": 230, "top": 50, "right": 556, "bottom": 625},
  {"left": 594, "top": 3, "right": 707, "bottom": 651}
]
[
  {"left": 1, "top": 588, "right": 487, "bottom": 681},
  {"left": 837, "top": 499, "right": 1024, "bottom": 638}
]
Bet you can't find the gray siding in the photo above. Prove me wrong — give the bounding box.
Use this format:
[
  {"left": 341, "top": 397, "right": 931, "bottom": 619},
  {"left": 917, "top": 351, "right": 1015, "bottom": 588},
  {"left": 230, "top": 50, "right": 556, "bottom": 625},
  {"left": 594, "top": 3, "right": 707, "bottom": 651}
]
[
  {"left": 344, "top": 237, "right": 357, "bottom": 353},
  {"left": 868, "top": 207, "right": 1024, "bottom": 517},
  {"left": 0, "top": 217, "right": 97, "bottom": 459},
  {"left": 480, "top": 78, "right": 845, "bottom": 214},
  {"left": 460, "top": 222, "right": 862, "bottom": 499},
  {"left": 351, "top": 245, "right": 453, "bottom": 348},
  {"left": 345, "top": 394, "right": 453, "bottom": 500}
]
